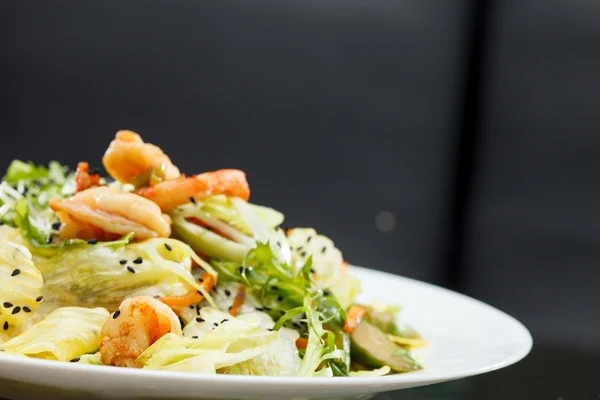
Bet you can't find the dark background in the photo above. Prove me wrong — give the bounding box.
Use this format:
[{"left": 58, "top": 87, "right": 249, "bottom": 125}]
[{"left": 1, "top": 1, "right": 599, "bottom": 399}]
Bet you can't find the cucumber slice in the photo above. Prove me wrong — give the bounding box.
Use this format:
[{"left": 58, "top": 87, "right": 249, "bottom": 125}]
[{"left": 350, "top": 321, "right": 421, "bottom": 373}]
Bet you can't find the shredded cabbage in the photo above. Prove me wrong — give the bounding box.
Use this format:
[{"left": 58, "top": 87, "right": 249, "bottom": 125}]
[{"left": 0, "top": 307, "right": 108, "bottom": 361}]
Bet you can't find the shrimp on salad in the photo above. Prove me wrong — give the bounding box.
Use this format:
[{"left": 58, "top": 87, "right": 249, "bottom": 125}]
[
  {"left": 102, "top": 130, "right": 181, "bottom": 187},
  {"left": 100, "top": 296, "right": 182, "bottom": 368},
  {"left": 135, "top": 169, "right": 250, "bottom": 212},
  {"left": 49, "top": 186, "right": 172, "bottom": 241}
]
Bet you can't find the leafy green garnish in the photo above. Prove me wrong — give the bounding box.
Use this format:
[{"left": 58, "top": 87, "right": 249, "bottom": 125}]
[
  {"left": 212, "top": 242, "right": 349, "bottom": 376},
  {"left": 0, "top": 160, "right": 75, "bottom": 246}
]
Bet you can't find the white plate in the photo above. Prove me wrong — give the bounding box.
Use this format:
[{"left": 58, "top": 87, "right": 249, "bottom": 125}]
[{"left": 0, "top": 266, "right": 532, "bottom": 400}]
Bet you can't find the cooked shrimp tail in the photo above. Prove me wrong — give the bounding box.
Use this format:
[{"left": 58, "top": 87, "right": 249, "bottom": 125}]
[
  {"left": 100, "top": 296, "right": 182, "bottom": 368},
  {"left": 136, "top": 169, "right": 250, "bottom": 212},
  {"left": 102, "top": 130, "right": 180, "bottom": 187},
  {"left": 50, "top": 187, "right": 172, "bottom": 241}
]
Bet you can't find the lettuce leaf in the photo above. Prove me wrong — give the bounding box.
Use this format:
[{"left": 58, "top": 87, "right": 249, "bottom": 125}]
[
  {"left": 0, "top": 307, "right": 108, "bottom": 361},
  {"left": 29, "top": 238, "right": 212, "bottom": 314},
  {"left": 0, "top": 240, "right": 43, "bottom": 343},
  {"left": 222, "top": 326, "right": 301, "bottom": 376},
  {"left": 137, "top": 308, "right": 278, "bottom": 373}
]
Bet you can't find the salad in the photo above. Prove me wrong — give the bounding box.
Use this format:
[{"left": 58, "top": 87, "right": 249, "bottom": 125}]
[{"left": 0, "top": 130, "right": 425, "bottom": 377}]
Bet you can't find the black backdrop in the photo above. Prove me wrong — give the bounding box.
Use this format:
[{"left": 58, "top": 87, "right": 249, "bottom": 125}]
[{"left": 2, "top": 1, "right": 600, "bottom": 398}]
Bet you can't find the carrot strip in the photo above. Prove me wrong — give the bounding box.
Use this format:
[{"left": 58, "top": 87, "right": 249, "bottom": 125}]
[
  {"left": 295, "top": 337, "right": 308, "bottom": 350},
  {"left": 342, "top": 305, "right": 366, "bottom": 333},
  {"left": 228, "top": 284, "right": 247, "bottom": 317},
  {"left": 341, "top": 261, "right": 349, "bottom": 276},
  {"left": 158, "top": 273, "right": 215, "bottom": 308}
]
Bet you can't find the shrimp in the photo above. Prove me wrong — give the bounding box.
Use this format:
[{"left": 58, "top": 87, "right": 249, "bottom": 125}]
[
  {"left": 75, "top": 162, "right": 102, "bottom": 192},
  {"left": 100, "top": 296, "right": 182, "bottom": 368},
  {"left": 49, "top": 187, "right": 172, "bottom": 241},
  {"left": 102, "top": 130, "right": 181, "bottom": 186},
  {"left": 135, "top": 169, "right": 250, "bottom": 212}
]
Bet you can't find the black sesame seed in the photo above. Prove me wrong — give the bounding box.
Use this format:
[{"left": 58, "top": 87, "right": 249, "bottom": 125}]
[
  {"left": 277, "top": 295, "right": 284, "bottom": 302},
  {"left": 23, "top": 306, "right": 31, "bottom": 313},
  {"left": 255, "top": 307, "right": 264, "bottom": 311},
  {"left": 224, "top": 289, "right": 231, "bottom": 297},
  {"left": 213, "top": 322, "right": 218, "bottom": 327},
  {"left": 70, "top": 358, "right": 80, "bottom": 363},
  {"left": 113, "top": 309, "right": 121, "bottom": 319},
  {"left": 198, "top": 277, "right": 204, "bottom": 283},
  {"left": 323, "top": 290, "right": 331, "bottom": 296},
  {"left": 119, "top": 259, "right": 127, "bottom": 265},
  {"left": 189, "top": 305, "right": 195, "bottom": 309},
  {"left": 36, "top": 296, "right": 43, "bottom": 302},
  {"left": 220, "top": 319, "right": 229, "bottom": 324},
  {"left": 11, "top": 269, "right": 20, "bottom": 277},
  {"left": 126, "top": 266, "right": 136, "bottom": 273},
  {"left": 300, "top": 251, "right": 307, "bottom": 257},
  {"left": 310, "top": 268, "right": 316, "bottom": 274},
  {"left": 196, "top": 317, "right": 205, "bottom": 323},
  {"left": 12, "top": 306, "right": 21, "bottom": 315},
  {"left": 191, "top": 335, "right": 199, "bottom": 339},
  {"left": 189, "top": 196, "right": 197, "bottom": 205},
  {"left": 267, "top": 328, "right": 274, "bottom": 331},
  {"left": 51, "top": 222, "right": 61, "bottom": 230},
  {"left": 87, "top": 238, "right": 98, "bottom": 244},
  {"left": 46, "top": 235, "right": 52, "bottom": 244},
  {"left": 2, "top": 321, "right": 8, "bottom": 330},
  {"left": 3, "top": 302, "right": 12, "bottom": 308},
  {"left": 164, "top": 243, "right": 172, "bottom": 251},
  {"left": 195, "top": 305, "right": 200, "bottom": 315},
  {"left": 276, "top": 241, "right": 281, "bottom": 248},
  {"left": 321, "top": 246, "right": 327, "bottom": 254},
  {"left": 296, "top": 246, "right": 303, "bottom": 251},
  {"left": 133, "top": 257, "right": 143, "bottom": 264},
  {"left": 307, "top": 236, "right": 312, "bottom": 243}
]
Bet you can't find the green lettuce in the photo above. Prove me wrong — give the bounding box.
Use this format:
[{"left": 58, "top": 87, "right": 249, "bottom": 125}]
[
  {"left": 0, "top": 307, "right": 108, "bottom": 361},
  {"left": 137, "top": 308, "right": 278, "bottom": 373},
  {"left": 0, "top": 240, "right": 44, "bottom": 343},
  {"left": 28, "top": 237, "right": 214, "bottom": 314}
]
